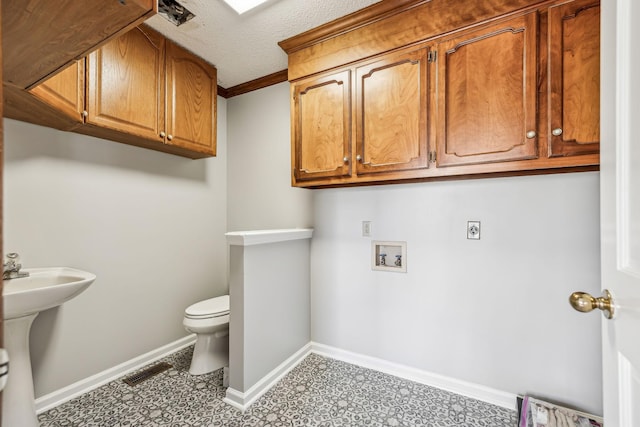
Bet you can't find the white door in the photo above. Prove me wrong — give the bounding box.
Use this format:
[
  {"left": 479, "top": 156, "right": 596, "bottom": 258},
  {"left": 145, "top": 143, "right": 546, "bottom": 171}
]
[{"left": 599, "top": 0, "right": 640, "bottom": 424}]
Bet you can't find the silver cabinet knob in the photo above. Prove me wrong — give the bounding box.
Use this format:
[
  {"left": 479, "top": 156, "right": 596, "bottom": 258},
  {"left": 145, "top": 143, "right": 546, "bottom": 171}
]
[
  {"left": 81, "top": 110, "right": 88, "bottom": 118},
  {"left": 343, "top": 157, "right": 349, "bottom": 163},
  {"left": 160, "top": 131, "right": 166, "bottom": 138},
  {"left": 167, "top": 134, "right": 173, "bottom": 141},
  {"left": 552, "top": 128, "right": 563, "bottom": 136},
  {"left": 526, "top": 130, "right": 536, "bottom": 139},
  {"left": 356, "top": 155, "right": 362, "bottom": 162}
]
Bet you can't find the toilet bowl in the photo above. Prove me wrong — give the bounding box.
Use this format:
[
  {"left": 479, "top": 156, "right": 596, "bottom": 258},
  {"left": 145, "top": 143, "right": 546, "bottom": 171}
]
[{"left": 183, "top": 295, "right": 229, "bottom": 375}]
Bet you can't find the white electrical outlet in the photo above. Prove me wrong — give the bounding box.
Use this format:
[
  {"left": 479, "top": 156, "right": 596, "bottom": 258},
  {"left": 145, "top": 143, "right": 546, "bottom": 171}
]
[
  {"left": 362, "top": 221, "right": 372, "bottom": 237},
  {"left": 467, "top": 221, "right": 481, "bottom": 240}
]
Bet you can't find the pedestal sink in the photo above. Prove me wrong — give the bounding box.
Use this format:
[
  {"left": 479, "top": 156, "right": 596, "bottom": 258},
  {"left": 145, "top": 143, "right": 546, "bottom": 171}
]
[{"left": 3, "top": 267, "right": 96, "bottom": 427}]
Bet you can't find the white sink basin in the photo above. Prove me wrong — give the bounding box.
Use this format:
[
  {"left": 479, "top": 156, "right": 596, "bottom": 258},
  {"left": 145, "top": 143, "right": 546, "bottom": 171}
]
[
  {"left": 2, "top": 267, "right": 96, "bottom": 427},
  {"left": 3, "top": 267, "right": 96, "bottom": 320}
]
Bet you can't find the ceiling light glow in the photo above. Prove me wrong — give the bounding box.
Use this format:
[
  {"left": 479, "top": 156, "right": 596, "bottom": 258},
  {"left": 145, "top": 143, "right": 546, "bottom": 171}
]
[{"left": 222, "top": 0, "right": 269, "bottom": 14}]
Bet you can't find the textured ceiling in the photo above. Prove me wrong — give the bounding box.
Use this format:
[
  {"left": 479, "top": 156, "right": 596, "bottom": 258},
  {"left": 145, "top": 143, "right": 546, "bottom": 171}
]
[{"left": 145, "top": 0, "right": 381, "bottom": 88}]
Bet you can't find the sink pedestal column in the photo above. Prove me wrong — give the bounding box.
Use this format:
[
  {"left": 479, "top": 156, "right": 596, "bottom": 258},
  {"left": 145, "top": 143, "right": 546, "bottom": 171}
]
[{"left": 3, "top": 313, "right": 39, "bottom": 427}]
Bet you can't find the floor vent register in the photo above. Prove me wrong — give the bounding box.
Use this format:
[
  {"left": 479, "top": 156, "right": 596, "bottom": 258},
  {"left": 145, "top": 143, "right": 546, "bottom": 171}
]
[{"left": 123, "top": 362, "right": 173, "bottom": 386}]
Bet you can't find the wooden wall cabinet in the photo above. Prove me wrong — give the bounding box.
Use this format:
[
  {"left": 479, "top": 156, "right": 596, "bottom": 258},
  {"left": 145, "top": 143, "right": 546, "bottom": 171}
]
[
  {"left": 292, "top": 70, "right": 352, "bottom": 182},
  {"left": 355, "top": 48, "right": 431, "bottom": 176},
  {"left": 164, "top": 40, "right": 218, "bottom": 156},
  {"left": 546, "top": 0, "right": 600, "bottom": 157},
  {"left": 86, "top": 26, "right": 166, "bottom": 143},
  {"left": 86, "top": 26, "right": 217, "bottom": 158},
  {"left": 291, "top": 47, "right": 432, "bottom": 185},
  {"left": 435, "top": 13, "right": 538, "bottom": 168},
  {"left": 4, "top": 26, "right": 217, "bottom": 159},
  {"left": 282, "top": 0, "right": 600, "bottom": 188},
  {"left": 29, "top": 60, "right": 86, "bottom": 127},
  {"left": 2, "top": 0, "right": 156, "bottom": 90}
]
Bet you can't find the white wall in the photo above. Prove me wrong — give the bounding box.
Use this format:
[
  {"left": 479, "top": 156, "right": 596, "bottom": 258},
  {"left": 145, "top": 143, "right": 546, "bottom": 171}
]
[
  {"left": 226, "top": 82, "right": 313, "bottom": 231},
  {"left": 311, "top": 172, "right": 602, "bottom": 414},
  {"left": 228, "top": 236, "right": 311, "bottom": 392},
  {"left": 228, "top": 82, "right": 602, "bottom": 414},
  {"left": 3, "top": 97, "right": 228, "bottom": 397}
]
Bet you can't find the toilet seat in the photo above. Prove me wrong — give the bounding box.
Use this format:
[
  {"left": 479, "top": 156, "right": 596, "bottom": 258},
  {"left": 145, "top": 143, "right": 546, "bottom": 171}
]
[{"left": 185, "top": 295, "right": 229, "bottom": 320}]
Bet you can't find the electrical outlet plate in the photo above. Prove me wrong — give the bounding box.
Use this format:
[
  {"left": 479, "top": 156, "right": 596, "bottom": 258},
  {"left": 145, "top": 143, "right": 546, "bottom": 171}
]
[
  {"left": 467, "top": 221, "right": 481, "bottom": 240},
  {"left": 362, "top": 221, "right": 372, "bottom": 237}
]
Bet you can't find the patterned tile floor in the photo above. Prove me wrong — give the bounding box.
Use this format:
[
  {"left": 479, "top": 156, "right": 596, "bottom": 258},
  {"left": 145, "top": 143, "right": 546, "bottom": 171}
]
[{"left": 39, "top": 346, "right": 517, "bottom": 426}]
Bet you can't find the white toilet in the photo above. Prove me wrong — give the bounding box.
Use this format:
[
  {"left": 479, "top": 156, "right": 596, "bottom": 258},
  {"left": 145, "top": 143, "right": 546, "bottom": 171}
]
[{"left": 183, "top": 295, "right": 230, "bottom": 375}]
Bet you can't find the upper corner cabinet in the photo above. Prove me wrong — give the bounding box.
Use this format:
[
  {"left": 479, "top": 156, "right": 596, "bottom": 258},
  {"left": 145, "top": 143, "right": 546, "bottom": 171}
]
[
  {"left": 291, "top": 70, "right": 352, "bottom": 183},
  {"left": 355, "top": 48, "right": 431, "bottom": 176},
  {"left": 434, "top": 12, "right": 539, "bottom": 168},
  {"left": 85, "top": 26, "right": 217, "bottom": 158},
  {"left": 86, "top": 26, "right": 166, "bottom": 142},
  {"left": 546, "top": 0, "right": 600, "bottom": 158},
  {"left": 165, "top": 40, "right": 218, "bottom": 157},
  {"left": 2, "top": 0, "right": 156, "bottom": 90}
]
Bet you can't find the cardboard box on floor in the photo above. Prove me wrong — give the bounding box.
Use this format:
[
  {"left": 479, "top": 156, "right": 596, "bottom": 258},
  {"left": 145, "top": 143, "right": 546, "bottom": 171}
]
[{"left": 517, "top": 395, "right": 604, "bottom": 427}]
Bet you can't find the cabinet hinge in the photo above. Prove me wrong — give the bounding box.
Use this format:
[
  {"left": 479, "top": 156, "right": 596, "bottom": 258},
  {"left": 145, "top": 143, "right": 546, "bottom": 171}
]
[
  {"left": 429, "top": 151, "right": 437, "bottom": 163},
  {"left": 428, "top": 51, "right": 437, "bottom": 63}
]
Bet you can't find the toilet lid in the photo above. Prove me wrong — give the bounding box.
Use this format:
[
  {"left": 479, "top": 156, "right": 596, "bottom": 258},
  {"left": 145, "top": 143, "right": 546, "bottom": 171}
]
[{"left": 185, "top": 295, "right": 229, "bottom": 318}]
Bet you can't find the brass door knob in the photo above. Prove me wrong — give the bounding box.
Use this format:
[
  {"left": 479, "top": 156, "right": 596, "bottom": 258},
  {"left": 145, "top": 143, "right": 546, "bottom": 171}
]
[{"left": 569, "top": 290, "right": 614, "bottom": 319}]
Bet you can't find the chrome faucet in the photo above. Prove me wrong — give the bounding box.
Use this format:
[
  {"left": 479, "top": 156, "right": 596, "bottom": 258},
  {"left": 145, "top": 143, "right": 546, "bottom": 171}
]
[{"left": 3, "top": 252, "right": 30, "bottom": 280}]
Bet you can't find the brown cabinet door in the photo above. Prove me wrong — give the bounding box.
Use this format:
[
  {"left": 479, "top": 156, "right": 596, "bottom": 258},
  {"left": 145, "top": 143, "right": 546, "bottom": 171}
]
[
  {"left": 547, "top": 0, "right": 600, "bottom": 157},
  {"left": 436, "top": 13, "right": 538, "bottom": 167},
  {"left": 165, "top": 41, "right": 217, "bottom": 156},
  {"left": 292, "top": 70, "right": 352, "bottom": 182},
  {"left": 355, "top": 48, "right": 430, "bottom": 175},
  {"left": 30, "top": 59, "right": 85, "bottom": 124},
  {"left": 3, "top": 0, "right": 155, "bottom": 90},
  {"left": 86, "top": 26, "right": 165, "bottom": 142}
]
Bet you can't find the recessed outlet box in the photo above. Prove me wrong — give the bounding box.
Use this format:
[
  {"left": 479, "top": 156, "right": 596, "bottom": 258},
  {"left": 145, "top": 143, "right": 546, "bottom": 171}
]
[
  {"left": 467, "top": 221, "right": 481, "bottom": 240},
  {"left": 372, "top": 241, "right": 407, "bottom": 273}
]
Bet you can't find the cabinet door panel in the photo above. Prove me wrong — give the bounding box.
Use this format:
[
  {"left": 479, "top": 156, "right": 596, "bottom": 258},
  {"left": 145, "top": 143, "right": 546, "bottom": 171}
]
[
  {"left": 548, "top": 0, "right": 600, "bottom": 157},
  {"left": 29, "top": 59, "right": 85, "bottom": 123},
  {"left": 436, "top": 13, "right": 538, "bottom": 167},
  {"left": 293, "top": 71, "right": 351, "bottom": 181},
  {"left": 3, "top": 0, "right": 155, "bottom": 90},
  {"left": 166, "top": 41, "right": 217, "bottom": 156},
  {"left": 86, "top": 27, "right": 165, "bottom": 141},
  {"left": 356, "top": 49, "right": 429, "bottom": 175}
]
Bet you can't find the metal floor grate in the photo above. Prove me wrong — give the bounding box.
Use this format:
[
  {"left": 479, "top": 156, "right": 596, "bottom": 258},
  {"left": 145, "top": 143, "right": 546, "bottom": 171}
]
[{"left": 123, "top": 362, "right": 173, "bottom": 386}]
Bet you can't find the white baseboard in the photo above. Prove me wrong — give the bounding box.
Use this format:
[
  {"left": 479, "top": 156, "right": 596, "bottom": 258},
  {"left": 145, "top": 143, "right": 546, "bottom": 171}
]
[
  {"left": 36, "top": 338, "right": 516, "bottom": 415},
  {"left": 223, "top": 343, "right": 311, "bottom": 412},
  {"left": 310, "top": 342, "right": 517, "bottom": 411},
  {"left": 35, "top": 335, "right": 197, "bottom": 414}
]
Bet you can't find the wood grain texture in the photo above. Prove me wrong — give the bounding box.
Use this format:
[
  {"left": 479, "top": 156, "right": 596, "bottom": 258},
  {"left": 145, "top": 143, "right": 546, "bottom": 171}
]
[
  {"left": 279, "top": 0, "right": 429, "bottom": 53},
  {"left": 86, "top": 26, "right": 165, "bottom": 142},
  {"left": 293, "top": 71, "right": 352, "bottom": 181},
  {"left": 282, "top": 0, "right": 600, "bottom": 188},
  {"left": 3, "top": 83, "right": 83, "bottom": 131},
  {"left": 284, "top": 0, "right": 549, "bottom": 81},
  {"left": 356, "top": 47, "right": 429, "bottom": 175},
  {"left": 2, "top": 0, "right": 156, "bottom": 89},
  {"left": 548, "top": 0, "right": 600, "bottom": 157},
  {"left": 221, "top": 69, "right": 288, "bottom": 99},
  {"left": 436, "top": 13, "right": 538, "bottom": 167},
  {"left": 30, "top": 60, "right": 85, "bottom": 123},
  {"left": 165, "top": 40, "right": 217, "bottom": 156}
]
